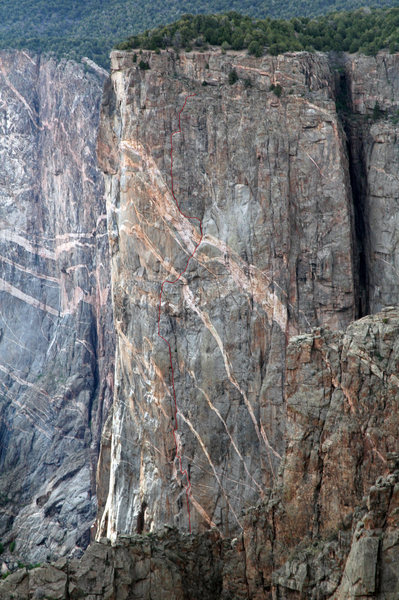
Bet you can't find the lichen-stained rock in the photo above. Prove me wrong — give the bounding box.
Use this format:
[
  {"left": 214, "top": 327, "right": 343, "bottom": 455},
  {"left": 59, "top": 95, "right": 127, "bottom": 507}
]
[
  {"left": 0, "top": 50, "right": 114, "bottom": 561},
  {"left": 97, "top": 48, "right": 356, "bottom": 539}
]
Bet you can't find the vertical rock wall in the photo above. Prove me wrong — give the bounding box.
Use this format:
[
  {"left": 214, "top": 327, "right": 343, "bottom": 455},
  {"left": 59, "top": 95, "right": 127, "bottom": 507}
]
[
  {"left": 1, "top": 308, "right": 397, "bottom": 599},
  {"left": 0, "top": 50, "right": 114, "bottom": 561},
  {"left": 0, "top": 46, "right": 398, "bottom": 597},
  {"left": 97, "top": 49, "right": 356, "bottom": 538},
  {"left": 344, "top": 53, "right": 399, "bottom": 313}
]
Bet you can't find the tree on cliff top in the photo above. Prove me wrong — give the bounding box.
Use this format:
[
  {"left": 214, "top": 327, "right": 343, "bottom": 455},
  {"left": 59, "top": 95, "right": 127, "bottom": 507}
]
[
  {"left": 116, "top": 8, "right": 399, "bottom": 57},
  {"left": 0, "top": 0, "right": 398, "bottom": 67}
]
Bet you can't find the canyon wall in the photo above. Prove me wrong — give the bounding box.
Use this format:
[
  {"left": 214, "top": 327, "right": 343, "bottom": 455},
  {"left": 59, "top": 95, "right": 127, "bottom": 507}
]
[
  {"left": 0, "top": 50, "right": 114, "bottom": 561},
  {"left": 2, "top": 308, "right": 397, "bottom": 598},
  {"left": 96, "top": 48, "right": 360, "bottom": 539},
  {"left": 96, "top": 48, "right": 399, "bottom": 542},
  {"left": 342, "top": 52, "right": 399, "bottom": 314},
  {"left": 0, "top": 47, "right": 398, "bottom": 598}
]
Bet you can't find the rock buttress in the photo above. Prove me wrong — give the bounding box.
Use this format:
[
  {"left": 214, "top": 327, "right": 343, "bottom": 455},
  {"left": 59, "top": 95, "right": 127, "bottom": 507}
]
[{"left": 96, "top": 49, "right": 356, "bottom": 538}]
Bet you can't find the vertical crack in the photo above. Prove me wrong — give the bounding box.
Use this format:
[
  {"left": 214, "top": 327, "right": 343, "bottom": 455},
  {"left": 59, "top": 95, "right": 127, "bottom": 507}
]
[
  {"left": 343, "top": 117, "right": 370, "bottom": 318},
  {"left": 332, "top": 58, "right": 370, "bottom": 318}
]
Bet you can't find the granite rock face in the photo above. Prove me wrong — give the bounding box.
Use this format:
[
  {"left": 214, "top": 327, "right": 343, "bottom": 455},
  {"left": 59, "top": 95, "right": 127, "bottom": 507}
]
[
  {"left": 1, "top": 45, "right": 399, "bottom": 598},
  {"left": 333, "top": 454, "right": 399, "bottom": 600},
  {"left": 0, "top": 531, "right": 224, "bottom": 600},
  {"left": 269, "top": 306, "right": 399, "bottom": 598},
  {"left": 342, "top": 53, "right": 399, "bottom": 314},
  {"left": 0, "top": 51, "right": 114, "bottom": 561},
  {"left": 280, "top": 306, "right": 399, "bottom": 544},
  {"left": 1, "top": 309, "right": 397, "bottom": 598},
  {"left": 96, "top": 49, "right": 358, "bottom": 539}
]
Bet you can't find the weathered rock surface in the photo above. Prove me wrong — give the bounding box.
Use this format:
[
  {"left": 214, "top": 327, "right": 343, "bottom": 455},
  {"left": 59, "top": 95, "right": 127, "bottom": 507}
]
[
  {"left": 97, "top": 49, "right": 358, "bottom": 539},
  {"left": 0, "top": 530, "right": 224, "bottom": 600},
  {"left": 0, "top": 50, "right": 114, "bottom": 561},
  {"left": 342, "top": 53, "right": 399, "bottom": 314},
  {"left": 2, "top": 309, "right": 397, "bottom": 598},
  {"left": 333, "top": 453, "right": 399, "bottom": 600},
  {"left": 1, "top": 44, "right": 399, "bottom": 598},
  {"left": 269, "top": 306, "right": 399, "bottom": 598}
]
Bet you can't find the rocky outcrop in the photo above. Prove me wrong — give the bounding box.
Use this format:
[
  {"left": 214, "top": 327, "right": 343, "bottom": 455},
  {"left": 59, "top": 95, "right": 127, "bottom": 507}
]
[
  {"left": 217, "top": 307, "right": 399, "bottom": 599},
  {"left": 0, "top": 530, "right": 223, "bottom": 600},
  {"left": 269, "top": 306, "right": 399, "bottom": 598},
  {"left": 333, "top": 453, "right": 399, "bottom": 600},
  {"left": 96, "top": 49, "right": 357, "bottom": 539},
  {"left": 2, "top": 309, "right": 397, "bottom": 598},
  {"left": 0, "top": 50, "right": 114, "bottom": 561},
  {"left": 92, "top": 44, "right": 399, "bottom": 591}
]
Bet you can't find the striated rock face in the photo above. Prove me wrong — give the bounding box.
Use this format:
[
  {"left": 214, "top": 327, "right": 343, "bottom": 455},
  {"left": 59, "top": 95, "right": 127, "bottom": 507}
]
[
  {"left": 348, "top": 53, "right": 399, "bottom": 115},
  {"left": 2, "top": 309, "right": 397, "bottom": 599},
  {"left": 0, "top": 50, "right": 114, "bottom": 561},
  {"left": 96, "top": 49, "right": 358, "bottom": 538},
  {"left": 1, "top": 44, "right": 399, "bottom": 598}
]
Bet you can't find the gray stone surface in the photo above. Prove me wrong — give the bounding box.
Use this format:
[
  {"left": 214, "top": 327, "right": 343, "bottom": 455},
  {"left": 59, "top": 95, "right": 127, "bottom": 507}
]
[
  {"left": 1, "top": 46, "right": 399, "bottom": 598},
  {"left": 96, "top": 49, "right": 357, "bottom": 539},
  {"left": 334, "top": 467, "right": 399, "bottom": 599},
  {"left": 1, "top": 311, "right": 398, "bottom": 599},
  {"left": 345, "top": 53, "right": 399, "bottom": 313},
  {"left": 0, "top": 50, "right": 114, "bottom": 561},
  {"left": 0, "top": 531, "right": 223, "bottom": 600}
]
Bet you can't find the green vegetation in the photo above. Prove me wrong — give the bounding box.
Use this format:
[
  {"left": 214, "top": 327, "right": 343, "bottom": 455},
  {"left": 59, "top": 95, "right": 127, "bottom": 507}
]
[
  {"left": 118, "top": 8, "right": 399, "bottom": 57},
  {"left": 270, "top": 83, "right": 283, "bottom": 96},
  {"left": 9, "top": 540, "right": 15, "bottom": 552},
  {"left": 0, "top": 493, "right": 10, "bottom": 506},
  {"left": 0, "top": 0, "right": 397, "bottom": 68},
  {"left": 0, "top": 562, "right": 41, "bottom": 580},
  {"left": 391, "top": 109, "right": 399, "bottom": 123},
  {"left": 228, "top": 68, "right": 238, "bottom": 84},
  {"left": 16, "top": 561, "right": 41, "bottom": 570},
  {"left": 139, "top": 60, "right": 151, "bottom": 70},
  {"left": 0, "top": 542, "right": 3, "bottom": 555}
]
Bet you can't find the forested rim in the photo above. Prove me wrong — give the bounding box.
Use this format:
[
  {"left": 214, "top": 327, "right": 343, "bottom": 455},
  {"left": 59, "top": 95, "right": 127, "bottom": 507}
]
[
  {"left": 117, "top": 8, "right": 399, "bottom": 57},
  {"left": 0, "top": 0, "right": 397, "bottom": 68}
]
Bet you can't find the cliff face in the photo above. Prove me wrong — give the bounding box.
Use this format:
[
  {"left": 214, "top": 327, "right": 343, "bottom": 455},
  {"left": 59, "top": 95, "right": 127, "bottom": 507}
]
[
  {"left": 2, "top": 308, "right": 397, "bottom": 599},
  {"left": 1, "top": 45, "right": 399, "bottom": 599},
  {"left": 0, "top": 50, "right": 114, "bottom": 561},
  {"left": 342, "top": 53, "right": 399, "bottom": 314},
  {"left": 96, "top": 49, "right": 359, "bottom": 539},
  {"left": 267, "top": 306, "right": 399, "bottom": 598}
]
